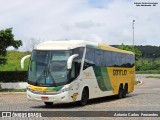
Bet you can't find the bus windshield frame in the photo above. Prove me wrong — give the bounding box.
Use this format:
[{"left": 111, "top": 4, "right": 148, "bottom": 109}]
[{"left": 28, "top": 48, "right": 84, "bottom": 87}]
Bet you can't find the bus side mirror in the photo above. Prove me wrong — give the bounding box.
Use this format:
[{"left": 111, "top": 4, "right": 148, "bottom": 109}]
[
  {"left": 67, "top": 54, "right": 79, "bottom": 70},
  {"left": 21, "top": 55, "right": 31, "bottom": 69}
]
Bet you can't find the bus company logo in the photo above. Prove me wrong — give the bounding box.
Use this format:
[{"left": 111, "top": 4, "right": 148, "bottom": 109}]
[
  {"left": 113, "top": 69, "right": 127, "bottom": 76},
  {"left": 71, "top": 93, "right": 78, "bottom": 101},
  {"left": 84, "top": 72, "right": 92, "bottom": 77}
]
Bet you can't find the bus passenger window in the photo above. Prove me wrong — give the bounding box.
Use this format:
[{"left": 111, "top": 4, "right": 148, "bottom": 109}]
[
  {"left": 71, "top": 61, "right": 81, "bottom": 80},
  {"left": 83, "top": 60, "right": 95, "bottom": 70},
  {"left": 84, "top": 48, "right": 95, "bottom": 69}
]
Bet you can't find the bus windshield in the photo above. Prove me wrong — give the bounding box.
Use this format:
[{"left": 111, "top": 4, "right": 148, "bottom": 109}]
[{"left": 28, "top": 48, "right": 84, "bottom": 87}]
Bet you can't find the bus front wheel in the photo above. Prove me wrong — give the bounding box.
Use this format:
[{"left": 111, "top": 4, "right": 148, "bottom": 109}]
[
  {"left": 117, "top": 85, "right": 123, "bottom": 99},
  {"left": 78, "top": 88, "right": 89, "bottom": 106}
]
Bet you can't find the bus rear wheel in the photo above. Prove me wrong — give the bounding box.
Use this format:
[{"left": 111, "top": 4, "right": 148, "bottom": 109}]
[
  {"left": 44, "top": 102, "right": 53, "bottom": 106},
  {"left": 117, "top": 85, "right": 123, "bottom": 99},
  {"left": 122, "top": 84, "right": 128, "bottom": 98},
  {"left": 78, "top": 88, "right": 89, "bottom": 106}
]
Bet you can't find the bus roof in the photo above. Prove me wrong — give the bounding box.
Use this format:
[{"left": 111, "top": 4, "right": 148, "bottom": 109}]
[{"left": 34, "top": 40, "right": 134, "bottom": 55}]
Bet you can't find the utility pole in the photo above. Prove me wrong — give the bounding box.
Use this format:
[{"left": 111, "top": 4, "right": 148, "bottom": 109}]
[{"left": 132, "top": 20, "right": 135, "bottom": 53}]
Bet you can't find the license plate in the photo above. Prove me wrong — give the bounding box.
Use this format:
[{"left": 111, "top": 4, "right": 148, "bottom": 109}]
[{"left": 41, "top": 96, "right": 49, "bottom": 100}]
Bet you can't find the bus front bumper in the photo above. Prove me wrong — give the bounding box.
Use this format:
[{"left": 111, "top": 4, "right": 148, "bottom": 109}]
[{"left": 27, "top": 90, "right": 73, "bottom": 104}]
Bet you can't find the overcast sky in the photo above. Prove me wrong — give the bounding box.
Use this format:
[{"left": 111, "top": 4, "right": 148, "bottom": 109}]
[{"left": 0, "top": 0, "right": 160, "bottom": 51}]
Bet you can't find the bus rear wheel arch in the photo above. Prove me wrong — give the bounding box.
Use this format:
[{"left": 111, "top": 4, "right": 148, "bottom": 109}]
[{"left": 78, "top": 86, "right": 89, "bottom": 106}]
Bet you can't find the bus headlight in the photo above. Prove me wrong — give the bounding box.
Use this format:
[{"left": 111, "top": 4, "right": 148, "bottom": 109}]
[{"left": 59, "top": 87, "right": 70, "bottom": 93}]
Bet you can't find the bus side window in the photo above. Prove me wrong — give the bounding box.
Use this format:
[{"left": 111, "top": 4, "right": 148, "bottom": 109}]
[
  {"left": 103, "top": 51, "right": 113, "bottom": 67},
  {"left": 83, "top": 48, "right": 95, "bottom": 70},
  {"left": 70, "top": 47, "right": 84, "bottom": 80},
  {"left": 112, "top": 52, "right": 119, "bottom": 67},
  {"left": 119, "top": 53, "right": 126, "bottom": 67},
  {"left": 126, "top": 54, "right": 131, "bottom": 67},
  {"left": 71, "top": 61, "right": 81, "bottom": 80},
  {"left": 129, "top": 54, "right": 135, "bottom": 67}
]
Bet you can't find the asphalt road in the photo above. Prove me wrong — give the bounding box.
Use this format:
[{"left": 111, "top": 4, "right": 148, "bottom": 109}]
[{"left": 0, "top": 74, "right": 160, "bottom": 120}]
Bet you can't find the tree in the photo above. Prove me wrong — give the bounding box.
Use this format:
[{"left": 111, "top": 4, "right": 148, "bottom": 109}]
[
  {"left": 118, "top": 43, "right": 142, "bottom": 61},
  {"left": 25, "top": 38, "right": 42, "bottom": 51},
  {"left": 0, "top": 28, "right": 22, "bottom": 65}
]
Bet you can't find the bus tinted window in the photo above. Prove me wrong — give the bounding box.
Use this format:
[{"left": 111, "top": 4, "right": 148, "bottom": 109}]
[
  {"left": 130, "top": 54, "right": 135, "bottom": 67},
  {"left": 95, "top": 50, "right": 103, "bottom": 66},
  {"left": 112, "top": 52, "right": 120, "bottom": 67},
  {"left": 73, "top": 47, "right": 84, "bottom": 61},
  {"left": 84, "top": 48, "right": 95, "bottom": 69},
  {"left": 84, "top": 47, "right": 134, "bottom": 68},
  {"left": 85, "top": 48, "right": 95, "bottom": 64},
  {"left": 119, "top": 53, "right": 126, "bottom": 67},
  {"left": 103, "top": 51, "right": 113, "bottom": 66}
]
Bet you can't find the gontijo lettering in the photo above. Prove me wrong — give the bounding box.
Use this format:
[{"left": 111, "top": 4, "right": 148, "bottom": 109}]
[{"left": 113, "top": 69, "right": 127, "bottom": 76}]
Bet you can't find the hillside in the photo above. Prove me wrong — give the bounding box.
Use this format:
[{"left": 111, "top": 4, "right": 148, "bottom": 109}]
[
  {"left": 1, "top": 45, "right": 160, "bottom": 72},
  {"left": 112, "top": 45, "right": 160, "bottom": 59},
  {"left": 0, "top": 51, "right": 30, "bottom": 71}
]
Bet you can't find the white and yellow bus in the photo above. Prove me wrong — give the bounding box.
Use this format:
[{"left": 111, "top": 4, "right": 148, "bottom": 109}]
[{"left": 21, "top": 40, "right": 135, "bottom": 106}]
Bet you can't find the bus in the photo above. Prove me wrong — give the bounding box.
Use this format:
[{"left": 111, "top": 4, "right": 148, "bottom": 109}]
[{"left": 21, "top": 40, "right": 135, "bottom": 106}]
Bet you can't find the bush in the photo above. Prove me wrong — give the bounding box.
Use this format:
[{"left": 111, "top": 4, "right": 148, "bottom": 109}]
[{"left": 0, "top": 71, "right": 28, "bottom": 82}]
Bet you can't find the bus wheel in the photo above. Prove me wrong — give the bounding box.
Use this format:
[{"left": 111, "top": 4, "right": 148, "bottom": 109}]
[
  {"left": 117, "top": 85, "right": 123, "bottom": 99},
  {"left": 122, "top": 88, "right": 126, "bottom": 98},
  {"left": 123, "top": 84, "right": 128, "bottom": 98},
  {"left": 44, "top": 102, "right": 53, "bottom": 106},
  {"left": 78, "top": 88, "right": 89, "bottom": 106}
]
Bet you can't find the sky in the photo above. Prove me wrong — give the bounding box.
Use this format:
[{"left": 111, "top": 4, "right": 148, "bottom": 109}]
[{"left": 0, "top": 0, "right": 160, "bottom": 51}]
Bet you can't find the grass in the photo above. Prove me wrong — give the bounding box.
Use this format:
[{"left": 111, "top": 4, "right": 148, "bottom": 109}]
[
  {"left": 0, "top": 89, "right": 26, "bottom": 92},
  {"left": 136, "top": 70, "right": 160, "bottom": 74},
  {"left": 145, "top": 76, "right": 160, "bottom": 79},
  {"left": 0, "top": 51, "right": 31, "bottom": 71}
]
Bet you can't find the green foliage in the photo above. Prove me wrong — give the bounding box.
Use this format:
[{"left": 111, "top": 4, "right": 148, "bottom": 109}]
[
  {"left": 118, "top": 44, "right": 142, "bottom": 61},
  {"left": 0, "top": 71, "right": 27, "bottom": 82},
  {"left": 0, "top": 28, "right": 22, "bottom": 65},
  {"left": 145, "top": 76, "right": 160, "bottom": 79},
  {"left": 136, "top": 58, "right": 160, "bottom": 71},
  {"left": 136, "top": 45, "right": 160, "bottom": 59},
  {"left": 136, "top": 70, "right": 160, "bottom": 74},
  {"left": 0, "top": 51, "right": 30, "bottom": 71},
  {"left": 0, "top": 89, "right": 26, "bottom": 92}
]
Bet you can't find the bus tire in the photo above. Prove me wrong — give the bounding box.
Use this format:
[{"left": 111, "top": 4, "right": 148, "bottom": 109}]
[
  {"left": 117, "top": 85, "right": 123, "bottom": 99},
  {"left": 122, "top": 88, "right": 126, "bottom": 98},
  {"left": 78, "top": 88, "right": 89, "bottom": 106},
  {"left": 44, "top": 102, "right": 53, "bottom": 106},
  {"left": 123, "top": 84, "right": 128, "bottom": 98}
]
